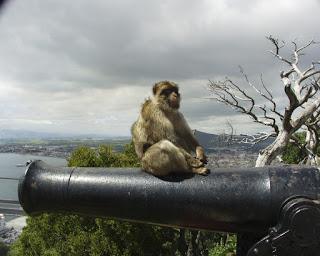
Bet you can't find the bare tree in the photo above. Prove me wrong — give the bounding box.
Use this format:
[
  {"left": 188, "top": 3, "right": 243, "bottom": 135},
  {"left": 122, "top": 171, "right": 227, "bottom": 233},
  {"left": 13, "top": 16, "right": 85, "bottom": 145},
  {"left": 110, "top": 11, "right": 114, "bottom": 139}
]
[
  {"left": 303, "top": 109, "right": 320, "bottom": 165},
  {"left": 208, "top": 36, "right": 320, "bottom": 167},
  {"left": 225, "top": 120, "right": 235, "bottom": 144}
]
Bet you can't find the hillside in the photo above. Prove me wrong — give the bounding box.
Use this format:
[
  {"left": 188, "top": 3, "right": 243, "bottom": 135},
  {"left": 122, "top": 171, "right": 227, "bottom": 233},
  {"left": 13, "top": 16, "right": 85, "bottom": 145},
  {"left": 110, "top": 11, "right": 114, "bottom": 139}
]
[{"left": 193, "top": 130, "right": 275, "bottom": 153}]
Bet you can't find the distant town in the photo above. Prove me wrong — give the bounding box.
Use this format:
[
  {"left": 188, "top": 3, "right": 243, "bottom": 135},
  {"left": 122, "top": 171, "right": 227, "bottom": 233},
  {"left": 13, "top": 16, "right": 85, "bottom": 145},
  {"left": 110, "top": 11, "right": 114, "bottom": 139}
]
[{"left": 0, "top": 138, "right": 130, "bottom": 159}]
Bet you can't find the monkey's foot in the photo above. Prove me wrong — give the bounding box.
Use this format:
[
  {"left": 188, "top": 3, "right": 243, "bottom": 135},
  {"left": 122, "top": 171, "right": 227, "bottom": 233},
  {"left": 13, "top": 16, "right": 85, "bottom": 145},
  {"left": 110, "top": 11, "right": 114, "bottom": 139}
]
[
  {"left": 187, "top": 157, "right": 205, "bottom": 168},
  {"left": 192, "top": 167, "right": 210, "bottom": 176}
]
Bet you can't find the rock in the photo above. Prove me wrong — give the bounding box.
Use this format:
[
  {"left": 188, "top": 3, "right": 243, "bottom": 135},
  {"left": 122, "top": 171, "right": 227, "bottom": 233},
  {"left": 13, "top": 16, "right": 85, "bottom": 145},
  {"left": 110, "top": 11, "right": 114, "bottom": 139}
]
[
  {"left": 0, "top": 226, "right": 19, "bottom": 244},
  {"left": 0, "top": 215, "right": 26, "bottom": 245}
]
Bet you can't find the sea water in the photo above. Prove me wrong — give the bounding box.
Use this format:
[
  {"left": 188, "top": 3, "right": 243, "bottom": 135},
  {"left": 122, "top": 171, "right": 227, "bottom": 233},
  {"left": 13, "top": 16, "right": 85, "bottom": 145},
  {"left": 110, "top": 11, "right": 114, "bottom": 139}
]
[{"left": 0, "top": 153, "right": 66, "bottom": 217}]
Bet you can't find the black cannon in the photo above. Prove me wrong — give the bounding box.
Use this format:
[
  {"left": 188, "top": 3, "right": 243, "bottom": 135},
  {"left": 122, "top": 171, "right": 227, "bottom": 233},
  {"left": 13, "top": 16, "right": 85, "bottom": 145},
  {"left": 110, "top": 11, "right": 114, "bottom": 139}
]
[{"left": 18, "top": 160, "right": 320, "bottom": 256}]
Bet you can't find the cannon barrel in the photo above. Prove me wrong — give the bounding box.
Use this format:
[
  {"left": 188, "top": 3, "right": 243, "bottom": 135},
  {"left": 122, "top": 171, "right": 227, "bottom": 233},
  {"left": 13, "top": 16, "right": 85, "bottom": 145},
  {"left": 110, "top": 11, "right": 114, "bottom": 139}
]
[{"left": 18, "top": 160, "right": 320, "bottom": 233}]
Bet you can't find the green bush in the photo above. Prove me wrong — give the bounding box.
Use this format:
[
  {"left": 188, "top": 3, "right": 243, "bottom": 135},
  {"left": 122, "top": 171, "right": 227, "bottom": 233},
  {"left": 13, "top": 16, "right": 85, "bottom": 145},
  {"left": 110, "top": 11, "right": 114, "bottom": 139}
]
[
  {"left": 281, "top": 132, "right": 306, "bottom": 164},
  {"left": 209, "top": 235, "right": 236, "bottom": 256},
  {"left": 67, "top": 142, "right": 140, "bottom": 168},
  {"left": 10, "top": 213, "right": 179, "bottom": 256}
]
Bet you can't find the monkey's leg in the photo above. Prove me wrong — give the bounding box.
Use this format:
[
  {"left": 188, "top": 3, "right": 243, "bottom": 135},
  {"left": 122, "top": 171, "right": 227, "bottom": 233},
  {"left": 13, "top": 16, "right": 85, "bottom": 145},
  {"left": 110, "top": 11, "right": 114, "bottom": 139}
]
[
  {"left": 191, "top": 166, "right": 210, "bottom": 175},
  {"left": 171, "top": 145, "right": 210, "bottom": 175},
  {"left": 141, "top": 140, "right": 191, "bottom": 176},
  {"left": 142, "top": 140, "right": 209, "bottom": 176},
  {"left": 177, "top": 147, "right": 209, "bottom": 175},
  {"left": 178, "top": 148, "right": 204, "bottom": 168}
]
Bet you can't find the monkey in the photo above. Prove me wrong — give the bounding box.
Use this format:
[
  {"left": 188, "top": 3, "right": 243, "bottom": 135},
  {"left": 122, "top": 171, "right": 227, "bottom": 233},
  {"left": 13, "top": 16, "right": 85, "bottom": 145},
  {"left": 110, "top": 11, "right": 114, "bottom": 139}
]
[{"left": 131, "top": 81, "right": 209, "bottom": 176}]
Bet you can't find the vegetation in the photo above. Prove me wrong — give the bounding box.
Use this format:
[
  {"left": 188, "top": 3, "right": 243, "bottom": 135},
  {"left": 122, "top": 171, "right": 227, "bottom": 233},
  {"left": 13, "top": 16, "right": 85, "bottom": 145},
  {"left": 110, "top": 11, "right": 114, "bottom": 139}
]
[
  {"left": 10, "top": 142, "right": 236, "bottom": 256},
  {"left": 282, "top": 132, "right": 320, "bottom": 164},
  {"left": 282, "top": 132, "right": 307, "bottom": 164},
  {"left": 209, "top": 236, "right": 236, "bottom": 256}
]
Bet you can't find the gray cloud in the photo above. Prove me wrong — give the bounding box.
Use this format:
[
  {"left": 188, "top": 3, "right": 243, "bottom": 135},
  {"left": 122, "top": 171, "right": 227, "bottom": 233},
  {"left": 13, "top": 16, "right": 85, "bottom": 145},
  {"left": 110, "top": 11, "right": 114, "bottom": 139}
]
[{"left": 0, "top": 0, "right": 319, "bottom": 135}]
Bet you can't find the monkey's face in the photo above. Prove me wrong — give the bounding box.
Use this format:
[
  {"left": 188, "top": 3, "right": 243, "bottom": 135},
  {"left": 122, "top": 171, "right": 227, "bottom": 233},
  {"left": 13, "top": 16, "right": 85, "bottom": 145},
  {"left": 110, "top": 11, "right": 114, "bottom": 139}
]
[
  {"left": 158, "top": 86, "right": 180, "bottom": 109},
  {"left": 153, "top": 81, "right": 181, "bottom": 110}
]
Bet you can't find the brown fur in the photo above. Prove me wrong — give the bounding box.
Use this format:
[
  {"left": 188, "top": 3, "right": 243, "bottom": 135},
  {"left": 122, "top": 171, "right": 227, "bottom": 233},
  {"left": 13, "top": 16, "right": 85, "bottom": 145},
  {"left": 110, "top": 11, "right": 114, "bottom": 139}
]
[{"left": 131, "top": 81, "right": 208, "bottom": 176}]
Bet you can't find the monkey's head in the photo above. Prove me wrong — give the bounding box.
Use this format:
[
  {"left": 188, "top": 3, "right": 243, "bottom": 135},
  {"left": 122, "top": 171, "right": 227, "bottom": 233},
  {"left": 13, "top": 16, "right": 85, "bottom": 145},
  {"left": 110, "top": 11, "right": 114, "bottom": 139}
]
[{"left": 152, "top": 81, "right": 181, "bottom": 110}]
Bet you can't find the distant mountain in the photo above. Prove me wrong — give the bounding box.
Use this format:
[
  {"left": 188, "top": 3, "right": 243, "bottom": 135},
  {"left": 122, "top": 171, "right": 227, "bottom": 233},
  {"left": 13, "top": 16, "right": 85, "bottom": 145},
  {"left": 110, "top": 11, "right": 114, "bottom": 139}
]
[
  {"left": 193, "top": 130, "right": 275, "bottom": 153},
  {"left": 193, "top": 130, "right": 219, "bottom": 149},
  {"left": 0, "top": 129, "right": 129, "bottom": 140},
  {"left": 0, "top": 129, "right": 60, "bottom": 139}
]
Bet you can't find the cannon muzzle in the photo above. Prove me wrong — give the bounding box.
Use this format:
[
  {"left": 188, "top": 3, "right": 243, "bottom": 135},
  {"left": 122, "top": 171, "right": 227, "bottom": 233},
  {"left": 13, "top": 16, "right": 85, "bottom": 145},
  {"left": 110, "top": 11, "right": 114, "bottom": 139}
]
[{"left": 18, "top": 160, "right": 320, "bottom": 234}]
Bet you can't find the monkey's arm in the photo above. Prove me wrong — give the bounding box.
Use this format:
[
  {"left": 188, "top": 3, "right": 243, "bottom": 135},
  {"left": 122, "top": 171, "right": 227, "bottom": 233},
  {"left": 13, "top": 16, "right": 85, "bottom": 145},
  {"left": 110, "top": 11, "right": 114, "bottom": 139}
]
[
  {"left": 134, "top": 142, "right": 151, "bottom": 159},
  {"left": 186, "top": 134, "right": 207, "bottom": 164},
  {"left": 177, "top": 115, "right": 207, "bottom": 164},
  {"left": 131, "top": 121, "right": 150, "bottom": 159}
]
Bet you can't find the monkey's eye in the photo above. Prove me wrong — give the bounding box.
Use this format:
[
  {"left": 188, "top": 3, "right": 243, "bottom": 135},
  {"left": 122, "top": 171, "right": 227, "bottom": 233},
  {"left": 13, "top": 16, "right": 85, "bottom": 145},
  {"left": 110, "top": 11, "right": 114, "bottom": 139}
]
[
  {"left": 161, "top": 89, "right": 172, "bottom": 96},
  {"left": 161, "top": 88, "right": 179, "bottom": 96}
]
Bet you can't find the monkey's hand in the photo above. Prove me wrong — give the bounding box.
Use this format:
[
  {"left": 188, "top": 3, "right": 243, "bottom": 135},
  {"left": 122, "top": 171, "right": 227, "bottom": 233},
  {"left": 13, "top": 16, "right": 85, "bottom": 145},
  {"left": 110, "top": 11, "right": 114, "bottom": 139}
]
[{"left": 196, "top": 146, "right": 208, "bottom": 165}]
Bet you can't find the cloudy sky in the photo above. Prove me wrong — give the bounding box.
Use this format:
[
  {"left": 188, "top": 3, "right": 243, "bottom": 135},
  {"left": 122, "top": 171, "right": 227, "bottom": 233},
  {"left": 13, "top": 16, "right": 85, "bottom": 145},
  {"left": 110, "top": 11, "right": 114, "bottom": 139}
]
[{"left": 0, "top": 0, "right": 319, "bottom": 137}]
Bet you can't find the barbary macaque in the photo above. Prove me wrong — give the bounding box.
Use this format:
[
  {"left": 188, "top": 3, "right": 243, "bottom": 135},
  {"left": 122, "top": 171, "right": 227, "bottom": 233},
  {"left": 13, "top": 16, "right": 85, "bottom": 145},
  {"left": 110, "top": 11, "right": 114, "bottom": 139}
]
[{"left": 131, "top": 81, "right": 209, "bottom": 176}]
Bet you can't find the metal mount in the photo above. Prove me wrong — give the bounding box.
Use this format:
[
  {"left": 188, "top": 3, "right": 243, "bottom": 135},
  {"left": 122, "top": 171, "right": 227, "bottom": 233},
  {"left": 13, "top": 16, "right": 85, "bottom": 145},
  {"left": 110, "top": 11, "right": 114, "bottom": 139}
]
[{"left": 247, "top": 197, "right": 320, "bottom": 256}]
